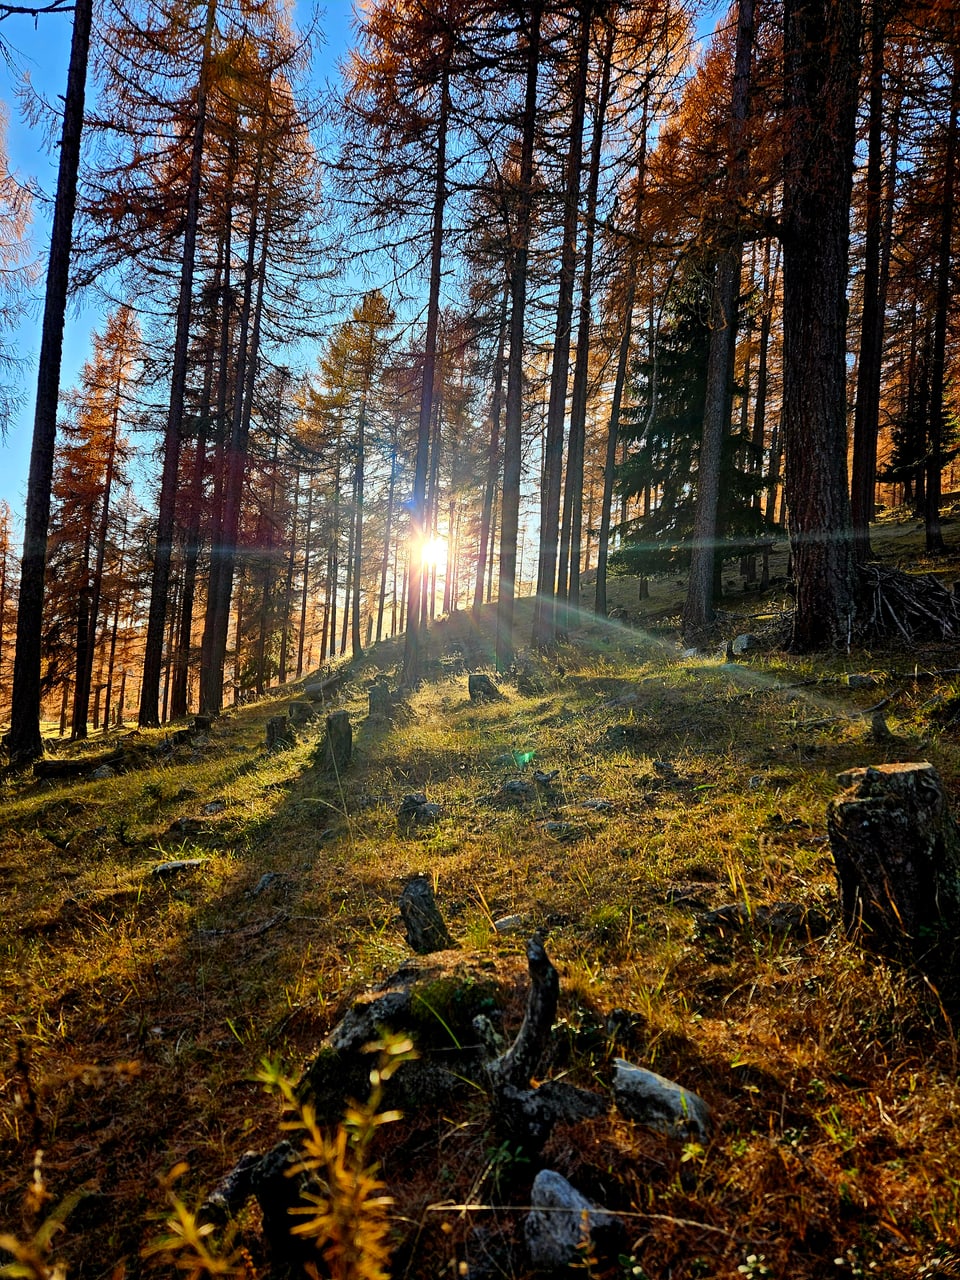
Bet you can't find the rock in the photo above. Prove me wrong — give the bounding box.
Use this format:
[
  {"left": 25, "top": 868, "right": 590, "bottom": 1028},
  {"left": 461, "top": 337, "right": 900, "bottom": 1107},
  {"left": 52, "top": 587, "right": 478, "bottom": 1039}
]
[
  {"left": 828, "top": 762, "right": 960, "bottom": 978},
  {"left": 501, "top": 779, "right": 533, "bottom": 798},
  {"left": 399, "top": 874, "right": 456, "bottom": 953},
  {"left": 846, "top": 673, "right": 878, "bottom": 689},
  {"left": 469, "top": 672, "right": 502, "bottom": 703},
  {"left": 397, "top": 792, "right": 441, "bottom": 830},
  {"left": 532, "top": 769, "right": 560, "bottom": 786},
  {"left": 540, "top": 822, "right": 579, "bottom": 841},
  {"left": 152, "top": 858, "right": 205, "bottom": 878},
  {"left": 731, "top": 633, "right": 761, "bottom": 655},
  {"left": 317, "top": 710, "right": 352, "bottom": 775},
  {"left": 696, "top": 901, "right": 831, "bottom": 939},
  {"left": 91, "top": 765, "right": 116, "bottom": 780},
  {"left": 202, "top": 800, "right": 226, "bottom": 815},
  {"left": 265, "top": 715, "right": 294, "bottom": 751},
  {"left": 612, "top": 1059, "right": 713, "bottom": 1142},
  {"left": 494, "top": 914, "right": 524, "bottom": 933},
  {"left": 524, "top": 1170, "right": 621, "bottom": 1271},
  {"left": 249, "top": 872, "right": 285, "bottom": 897}
]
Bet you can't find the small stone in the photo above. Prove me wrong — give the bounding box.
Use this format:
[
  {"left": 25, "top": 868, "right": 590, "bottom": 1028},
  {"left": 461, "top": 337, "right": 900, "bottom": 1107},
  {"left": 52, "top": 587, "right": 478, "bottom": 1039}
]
[
  {"left": 91, "top": 765, "right": 116, "bottom": 780},
  {"left": 541, "top": 822, "right": 579, "bottom": 841},
  {"left": 613, "top": 1059, "right": 713, "bottom": 1141},
  {"left": 398, "top": 793, "right": 441, "bottom": 830},
  {"left": 532, "top": 769, "right": 560, "bottom": 786},
  {"left": 502, "top": 779, "right": 533, "bottom": 798},
  {"left": 748, "top": 775, "right": 763, "bottom": 790},
  {"left": 152, "top": 859, "right": 205, "bottom": 878},
  {"left": 203, "top": 800, "right": 226, "bottom": 815},
  {"left": 524, "top": 1170, "right": 620, "bottom": 1270},
  {"left": 494, "top": 914, "right": 523, "bottom": 933},
  {"left": 731, "top": 633, "right": 761, "bottom": 655},
  {"left": 846, "top": 673, "right": 878, "bottom": 689},
  {"left": 581, "top": 798, "right": 612, "bottom": 812}
]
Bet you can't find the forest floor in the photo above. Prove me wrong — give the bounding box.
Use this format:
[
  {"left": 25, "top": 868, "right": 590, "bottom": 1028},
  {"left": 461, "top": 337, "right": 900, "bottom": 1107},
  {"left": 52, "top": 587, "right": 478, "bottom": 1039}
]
[{"left": 5, "top": 507, "right": 960, "bottom": 1279}]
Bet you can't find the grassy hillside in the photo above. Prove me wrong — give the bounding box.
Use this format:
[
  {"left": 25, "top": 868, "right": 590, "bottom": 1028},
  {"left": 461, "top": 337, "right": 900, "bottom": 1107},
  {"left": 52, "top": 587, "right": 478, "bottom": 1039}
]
[{"left": 4, "top": 511, "right": 960, "bottom": 1278}]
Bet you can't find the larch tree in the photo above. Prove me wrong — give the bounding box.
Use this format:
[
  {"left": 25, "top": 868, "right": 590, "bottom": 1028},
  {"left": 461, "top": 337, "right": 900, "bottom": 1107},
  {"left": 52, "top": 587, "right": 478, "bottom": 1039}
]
[
  {"left": 781, "top": 0, "right": 860, "bottom": 648},
  {"left": 7, "top": 0, "right": 93, "bottom": 763}
]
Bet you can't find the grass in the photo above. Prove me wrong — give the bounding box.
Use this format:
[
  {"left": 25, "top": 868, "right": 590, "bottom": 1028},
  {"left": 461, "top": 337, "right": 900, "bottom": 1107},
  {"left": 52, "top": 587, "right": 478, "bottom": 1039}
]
[{"left": 4, "top": 513, "right": 960, "bottom": 1277}]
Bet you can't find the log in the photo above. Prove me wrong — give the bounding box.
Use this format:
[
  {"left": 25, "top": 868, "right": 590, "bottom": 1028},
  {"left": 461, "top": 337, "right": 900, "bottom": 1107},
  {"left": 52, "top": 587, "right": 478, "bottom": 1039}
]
[
  {"left": 33, "top": 749, "right": 124, "bottom": 780},
  {"left": 827, "top": 762, "right": 960, "bottom": 977}
]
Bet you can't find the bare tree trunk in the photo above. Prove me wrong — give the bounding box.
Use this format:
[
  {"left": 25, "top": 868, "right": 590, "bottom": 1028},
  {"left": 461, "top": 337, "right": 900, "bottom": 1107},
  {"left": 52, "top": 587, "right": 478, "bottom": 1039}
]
[
  {"left": 683, "top": 0, "right": 753, "bottom": 640},
  {"left": 403, "top": 66, "right": 450, "bottom": 686},
  {"left": 559, "top": 14, "right": 613, "bottom": 628},
  {"left": 532, "top": 1, "right": 590, "bottom": 648},
  {"left": 781, "top": 0, "right": 860, "bottom": 648},
  {"left": 497, "top": 0, "right": 542, "bottom": 672},
  {"left": 474, "top": 285, "right": 508, "bottom": 613},
  {"left": 139, "top": 0, "right": 217, "bottom": 727},
  {"left": 924, "top": 47, "right": 958, "bottom": 556},
  {"left": 8, "top": 0, "right": 93, "bottom": 763}
]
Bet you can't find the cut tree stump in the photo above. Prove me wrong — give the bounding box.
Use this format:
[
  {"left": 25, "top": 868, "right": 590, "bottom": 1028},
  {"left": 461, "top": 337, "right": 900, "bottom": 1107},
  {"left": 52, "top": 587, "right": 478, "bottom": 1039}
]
[
  {"left": 827, "top": 762, "right": 960, "bottom": 978},
  {"left": 318, "top": 710, "right": 352, "bottom": 775},
  {"left": 399, "top": 873, "right": 455, "bottom": 953}
]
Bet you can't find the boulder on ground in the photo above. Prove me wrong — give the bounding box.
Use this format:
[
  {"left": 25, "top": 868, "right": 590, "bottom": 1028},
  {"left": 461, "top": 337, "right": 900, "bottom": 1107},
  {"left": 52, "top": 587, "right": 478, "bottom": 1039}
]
[
  {"left": 612, "top": 1059, "right": 713, "bottom": 1142},
  {"left": 524, "top": 1169, "right": 622, "bottom": 1270}
]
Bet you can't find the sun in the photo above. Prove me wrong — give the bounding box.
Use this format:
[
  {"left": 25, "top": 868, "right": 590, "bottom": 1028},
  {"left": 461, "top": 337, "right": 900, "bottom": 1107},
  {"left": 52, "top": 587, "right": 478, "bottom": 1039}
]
[{"left": 418, "top": 536, "right": 447, "bottom": 571}]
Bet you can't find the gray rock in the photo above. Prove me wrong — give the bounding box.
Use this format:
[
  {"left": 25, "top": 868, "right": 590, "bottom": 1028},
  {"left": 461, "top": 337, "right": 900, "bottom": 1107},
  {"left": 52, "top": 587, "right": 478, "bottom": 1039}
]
[
  {"left": 502, "top": 779, "right": 534, "bottom": 798},
  {"left": 846, "top": 673, "right": 878, "bottom": 689},
  {"left": 91, "top": 765, "right": 116, "bottom": 780},
  {"left": 731, "top": 633, "right": 761, "bottom": 655},
  {"left": 152, "top": 858, "right": 205, "bottom": 879},
  {"left": 493, "top": 914, "right": 524, "bottom": 933},
  {"left": 524, "top": 1170, "right": 620, "bottom": 1270},
  {"left": 203, "top": 799, "right": 226, "bottom": 815},
  {"left": 398, "top": 792, "right": 441, "bottom": 829},
  {"left": 612, "top": 1059, "right": 713, "bottom": 1141}
]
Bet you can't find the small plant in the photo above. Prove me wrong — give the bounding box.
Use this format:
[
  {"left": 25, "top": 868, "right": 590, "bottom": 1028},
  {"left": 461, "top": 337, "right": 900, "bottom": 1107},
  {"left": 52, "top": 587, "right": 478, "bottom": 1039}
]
[
  {"left": 738, "top": 1255, "right": 772, "bottom": 1279},
  {"left": 261, "top": 1035, "right": 417, "bottom": 1280}
]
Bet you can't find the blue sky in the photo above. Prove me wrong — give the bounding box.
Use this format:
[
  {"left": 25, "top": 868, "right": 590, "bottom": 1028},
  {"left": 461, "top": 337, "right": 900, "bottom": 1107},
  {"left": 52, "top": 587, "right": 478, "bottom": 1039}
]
[{"left": 0, "top": 0, "right": 355, "bottom": 524}]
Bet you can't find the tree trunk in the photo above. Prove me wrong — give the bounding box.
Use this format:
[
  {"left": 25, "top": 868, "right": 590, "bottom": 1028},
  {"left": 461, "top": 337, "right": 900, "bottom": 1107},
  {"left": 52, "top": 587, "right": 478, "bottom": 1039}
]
[
  {"left": 473, "top": 284, "right": 508, "bottom": 614},
  {"left": 139, "top": 0, "right": 217, "bottom": 728},
  {"left": 781, "top": 0, "right": 860, "bottom": 649},
  {"left": 497, "top": 0, "right": 542, "bottom": 672},
  {"left": 850, "top": 2, "right": 887, "bottom": 562},
  {"left": 8, "top": 0, "right": 93, "bottom": 763},
  {"left": 532, "top": 1, "right": 590, "bottom": 649},
  {"left": 595, "top": 140, "right": 648, "bottom": 618},
  {"left": 683, "top": 0, "right": 753, "bottom": 640},
  {"left": 559, "top": 14, "right": 613, "bottom": 629},
  {"left": 924, "top": 47, "right": 958, "bottom": 556},
  {"left": 403, "top": 65, "right": 449, "bottom": 686}
]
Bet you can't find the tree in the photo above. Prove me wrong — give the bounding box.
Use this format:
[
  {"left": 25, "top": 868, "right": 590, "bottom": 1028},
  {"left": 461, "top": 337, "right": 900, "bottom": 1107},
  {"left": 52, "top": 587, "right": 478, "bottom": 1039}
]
[
  {"left": 7, "top": 0, "right": 93, "bottom": 763},
  {"left": 780, "top": 0, "right": 860, "bottom": 649}
]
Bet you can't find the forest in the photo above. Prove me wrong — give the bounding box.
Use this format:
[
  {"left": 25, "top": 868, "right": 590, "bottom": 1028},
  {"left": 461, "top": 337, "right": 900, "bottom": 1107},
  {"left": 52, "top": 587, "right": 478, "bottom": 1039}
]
[
  {"left": 3, "top": 0, "right": 960, "bottom": 1275},
  {"left": 0, "top": 0, "right": 954, "bottom": 749}
]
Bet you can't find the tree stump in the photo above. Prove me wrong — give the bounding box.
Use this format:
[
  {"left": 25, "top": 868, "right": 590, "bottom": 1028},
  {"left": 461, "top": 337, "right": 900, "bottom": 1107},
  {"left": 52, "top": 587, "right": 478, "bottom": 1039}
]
[
  {"left": 369, "top": 680, "right": 393, "bottom": 719},
  {"left": 469, "top": 672, "right": 501, "bottom": 703},
  {"left": 399, "top": 873, "right": 455, "bottom": 953},
  {"left": 288, "top": 700, "right": 313, "bottom": 728},
  {"left": 318, "top": 710, "right": 352, "bottom": 775},
  {"left": 266, "top": 715, "right": 294, "bottom": 751},
  {"left": 827, "top": 762, "right": 960, "bottom": 977}
]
